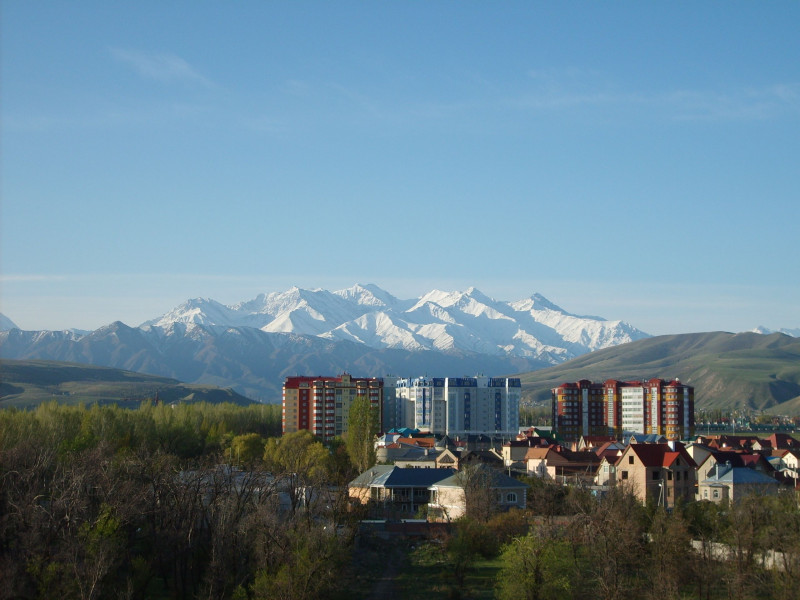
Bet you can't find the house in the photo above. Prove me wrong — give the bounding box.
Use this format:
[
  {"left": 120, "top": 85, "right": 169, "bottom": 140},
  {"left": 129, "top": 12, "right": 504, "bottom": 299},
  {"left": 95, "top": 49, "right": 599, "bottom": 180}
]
[
  {"left": 376, "top": 435, "right": 437, "bottom": 463},
  {"left": 698, "top": 463, "right": 781, "bottom": 503},
  {"left": 502, "top": 437, "right": 551, "bottom": 468},
  {"left": 458, "top": 449, "right": 505, "bottom": 470},
  {"left": 595, "top": 440, "right": 626, "bottom": 461},
  {"left": 598, "top": 443, "right": 697, "bottom": 508},
  {"left": 577, "top": 435, "right": 617, "bottom": 451},
  {"left": 394, "top": 447, "right": 439, "bottom": 469},
  {"left": 685, "top": 442, "right": 715, "bottom": 468},
  {"left": 434, "top": 448, "right": 461, "bottom": 470},
  {"left": 627, "top": 433, "right": 667, "bottom": 445},
  {"left": 764, "top": 433, "right": 800, "bottom": 450},
  {"left": 427, "top": 466, "right": 528, "bottom": 521},
  {"left": 772, "top": 448, "right": 800, "bottom": 481},
  {"left": 694, "top": 450, "right": 775, "bottom": 487},
  {"left": 348, "top": 466, "right": 455, "bottom": 518},
  {"left": 525, "top": 445, "right": 601, "bottom": 485}
]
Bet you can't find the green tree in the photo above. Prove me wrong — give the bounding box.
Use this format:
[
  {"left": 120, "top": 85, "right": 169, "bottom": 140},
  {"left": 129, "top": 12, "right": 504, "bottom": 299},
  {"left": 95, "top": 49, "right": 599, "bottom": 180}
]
[
  {"left": 230, "top": 433, "right": 266, "bottom": 466},
  {"left": 344, "top": 395, "right": 378, "bottom": 473},
  {"left": 263, "top": 430, "right": 331, "bottom": 513},
  {"left": 496, "top": 529, "right": 571, "bottom": 600}
]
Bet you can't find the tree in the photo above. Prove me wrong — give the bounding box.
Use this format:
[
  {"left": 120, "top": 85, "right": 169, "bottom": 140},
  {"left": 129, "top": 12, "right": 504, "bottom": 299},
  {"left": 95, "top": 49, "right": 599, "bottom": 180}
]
[
  {"left": 344, "top": 395, "right": 378, "bottom": 473},
  {"left": 569, "top": 483, "right": 647, "bottom": 600},
  {"left": 647, "top": 508, "right": 692, "bottom": 600},
  {"left": 456, "top": 464, "right": 499, "bottom": 523},
  {"left": 444, "top": 519, "right": 488, "bottom": 595},
  {"left": 230, "top": 433, "right": 266, "bottom": 466},
  {"left": 496, "top": 529, "right": 571, "bottom": 600},
  {"left": 263, "top": 430, "right": 331, "bottom": 514}
]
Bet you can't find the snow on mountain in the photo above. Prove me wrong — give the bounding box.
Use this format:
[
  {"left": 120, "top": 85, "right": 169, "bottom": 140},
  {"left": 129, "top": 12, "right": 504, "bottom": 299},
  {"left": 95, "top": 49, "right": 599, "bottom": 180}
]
[
  {"left": 752, "top": 326, "right": 800, "bottom": 337},
  {"left": 332, "top": 283, "right": 404, "bottom": 308},
  {"left": 145, "top": 284, "right": 651, "bottom": 364},
  {"left": 143, "top": 298, "right": 244, "bottom": 329},
  {"left": 0, "top": 313, "right": 19, "bottom": 331}
]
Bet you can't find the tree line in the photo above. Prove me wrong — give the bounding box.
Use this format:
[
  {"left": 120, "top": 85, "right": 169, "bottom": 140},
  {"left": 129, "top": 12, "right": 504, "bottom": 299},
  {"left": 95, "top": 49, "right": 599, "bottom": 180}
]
[
  {"left": 3, "top": 400, "right": 799, "bottom": 599},
  {"left": 0, "top": 400, "right": 375, "bottom": 600},
  {"left": 431, "top": 477, "right": 800, "bottom": 600}
]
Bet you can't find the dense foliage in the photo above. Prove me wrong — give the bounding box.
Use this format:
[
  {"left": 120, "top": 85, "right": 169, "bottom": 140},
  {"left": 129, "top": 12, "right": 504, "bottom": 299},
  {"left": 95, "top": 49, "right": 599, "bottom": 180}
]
[
  {"left": 0, "top": 401, "right": 364, "bottom": 600},
  {"left": 406, "top": 482, "right": 800, "bottom": 600},
  {"left": 3, "top": 401, "right": 800, "bottom": 600}
]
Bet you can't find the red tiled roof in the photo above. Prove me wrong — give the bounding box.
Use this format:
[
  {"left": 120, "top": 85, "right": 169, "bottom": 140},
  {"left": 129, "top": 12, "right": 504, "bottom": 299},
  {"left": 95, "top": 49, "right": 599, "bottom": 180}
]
[
  {"left": 629, "top": 443, "right": 697, "bottom": 469},
  {"left": 524, "top": 446, "right": 552, "bottom": 460},
  {"left": 768, "top": 433, "right": 800, "bottom": 449},
  {"left": 398, "top": 437, "right": 436, "bottom": 448}
]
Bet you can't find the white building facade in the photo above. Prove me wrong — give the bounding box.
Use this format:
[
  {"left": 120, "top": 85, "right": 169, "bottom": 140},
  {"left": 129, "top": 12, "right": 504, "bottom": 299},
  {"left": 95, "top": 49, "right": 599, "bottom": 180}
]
[{"left": 392, "top": 376, "right": 520, "bottom": 437}]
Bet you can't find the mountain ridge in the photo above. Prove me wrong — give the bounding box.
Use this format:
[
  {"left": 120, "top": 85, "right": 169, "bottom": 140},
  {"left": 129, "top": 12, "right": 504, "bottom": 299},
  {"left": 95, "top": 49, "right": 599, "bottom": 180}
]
[
  {"left": 516, "top": 331, "right": 800, "bottom": 413},
  {"left": 0, "top": 358, "right": 255, "bottom": 408},
  {"left": 141, "top": 284, "right": 649, "bottom": 361},
  {"left": 1, "top": 284, "right": 645, "bottom": 401},
  {"left": 4, "top": 285, "right": 796, "bottom": 409}
]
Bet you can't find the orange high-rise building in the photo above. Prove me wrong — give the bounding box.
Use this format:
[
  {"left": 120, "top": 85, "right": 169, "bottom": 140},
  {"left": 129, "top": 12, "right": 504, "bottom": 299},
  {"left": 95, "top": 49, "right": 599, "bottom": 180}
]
[
  {"left": 552, "top": 378, "right": 694, "bottom": 441},
  {"left": 282, "top": 373, "right": 383, "bottom": 441}
]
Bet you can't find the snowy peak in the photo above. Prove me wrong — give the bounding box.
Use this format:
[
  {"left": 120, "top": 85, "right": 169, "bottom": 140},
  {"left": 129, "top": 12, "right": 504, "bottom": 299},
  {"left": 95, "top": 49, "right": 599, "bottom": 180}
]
[
  {"left": 332, "top": 283, "right": 399, "bottom": 307},
  {"left": 752, "top": 326, "right": 800, "bottom": 337},
  {"left": 509, "top": 293, "right": 569, "bottom": 314},
  {"left": 143, "top": 298, "right": 239, "bottom": 328},
  {"left": 144, "top": 284, "right": 651, "bottom": 363}
]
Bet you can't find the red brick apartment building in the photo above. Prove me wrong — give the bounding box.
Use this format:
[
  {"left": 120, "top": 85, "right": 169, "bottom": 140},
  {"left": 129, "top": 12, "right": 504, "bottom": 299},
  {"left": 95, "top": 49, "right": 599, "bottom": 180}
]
[
  {"left": 282, "top": 373, "right": 383, "bottom": 441},
  {"left": 552, "top": 378, "right": 694, "bottom": 441}
]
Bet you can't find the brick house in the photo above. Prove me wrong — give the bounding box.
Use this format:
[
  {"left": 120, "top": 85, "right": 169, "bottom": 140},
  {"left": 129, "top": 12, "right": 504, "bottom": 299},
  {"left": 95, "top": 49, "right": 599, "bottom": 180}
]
[{"left": 597, "top": 443, "right": 697, "bottom": 508}]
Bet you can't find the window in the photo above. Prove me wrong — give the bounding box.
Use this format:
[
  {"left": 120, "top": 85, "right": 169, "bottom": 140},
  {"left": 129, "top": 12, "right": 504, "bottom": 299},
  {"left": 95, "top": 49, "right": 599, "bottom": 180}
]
[
  {"left": 667, "top": 471, "right": 673, "bottom": 481},
  {"left": 628, "top": 456, "right": 634, "bottom": 465},
  {"left": 506, "top": 492, "right": 517, "bottom": 504},
  {"left": 621, "top": 471, "right": 629, "bottom": 480},
  {"left": 652, "top": 471, "right": 660, "bottom": 480},
  {"left": 713, "top": 490, "right": 720, "bottom": 499}
]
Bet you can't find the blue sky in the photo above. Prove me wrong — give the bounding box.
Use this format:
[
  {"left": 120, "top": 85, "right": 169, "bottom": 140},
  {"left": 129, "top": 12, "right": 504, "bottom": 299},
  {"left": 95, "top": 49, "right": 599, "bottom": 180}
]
[{"left": 2, "top": 1, "right": 798, "bottom": 336}]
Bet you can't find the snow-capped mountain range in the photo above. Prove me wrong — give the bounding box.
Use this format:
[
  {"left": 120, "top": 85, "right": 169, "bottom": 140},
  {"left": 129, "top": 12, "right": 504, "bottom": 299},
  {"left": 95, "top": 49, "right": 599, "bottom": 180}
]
[
  {"left": 3, "top": 285, "right": 799, "bottom": 403},
  {"left": 0, "top": 284, "right": 651, "bottom": 401},
  {"left": 751, "top": 325, "right": 800, "bottom": 338},
  {"left": 142, "top": 284, "right": 648, "bottom": 362}
]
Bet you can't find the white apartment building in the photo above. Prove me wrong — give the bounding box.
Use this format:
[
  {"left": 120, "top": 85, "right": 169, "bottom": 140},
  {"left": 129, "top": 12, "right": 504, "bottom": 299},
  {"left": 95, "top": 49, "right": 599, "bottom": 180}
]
[{"left": 392, "top": 376, "right": 521, "bottom": 437}]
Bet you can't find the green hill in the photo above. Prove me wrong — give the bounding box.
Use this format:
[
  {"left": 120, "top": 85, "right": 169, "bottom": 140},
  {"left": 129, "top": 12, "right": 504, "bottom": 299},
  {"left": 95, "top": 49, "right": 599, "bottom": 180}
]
[
  {"left": 516, "top": 332, "right": 800, "bottom": 414},
  {"left": 0, "top": 359, "right": 257, "bottom": 408}
]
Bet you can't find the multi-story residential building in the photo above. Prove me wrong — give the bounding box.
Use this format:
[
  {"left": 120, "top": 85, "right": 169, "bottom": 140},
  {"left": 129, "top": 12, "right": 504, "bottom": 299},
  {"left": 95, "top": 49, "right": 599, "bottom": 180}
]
[
  {"left": 552, "top": 378, "right": 694, "bottom": 441},
  {"left": 393, "top": 376, "right": 521, "bottom": 437},
  {"left": 282, "top": 373, "right": 383, "bottom": 442},
  {"left": 550, "top": 380, "right": 607, "bottom": 441}
]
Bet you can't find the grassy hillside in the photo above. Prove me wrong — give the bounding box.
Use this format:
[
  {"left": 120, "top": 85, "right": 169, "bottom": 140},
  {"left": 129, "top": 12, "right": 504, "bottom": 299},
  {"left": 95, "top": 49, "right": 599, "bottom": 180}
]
[
  {"left": 515, "top": 332, "right": 800, "bottom": 414},
  {"left": 0, "top": 359, "right": 257, "bottom": 408}
]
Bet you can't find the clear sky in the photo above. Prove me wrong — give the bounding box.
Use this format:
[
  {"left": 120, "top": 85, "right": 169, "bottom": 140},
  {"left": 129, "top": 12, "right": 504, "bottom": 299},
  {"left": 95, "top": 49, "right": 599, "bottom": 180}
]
[{"left": 2, "top": 2, "right": 798, "bottom": 336}]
